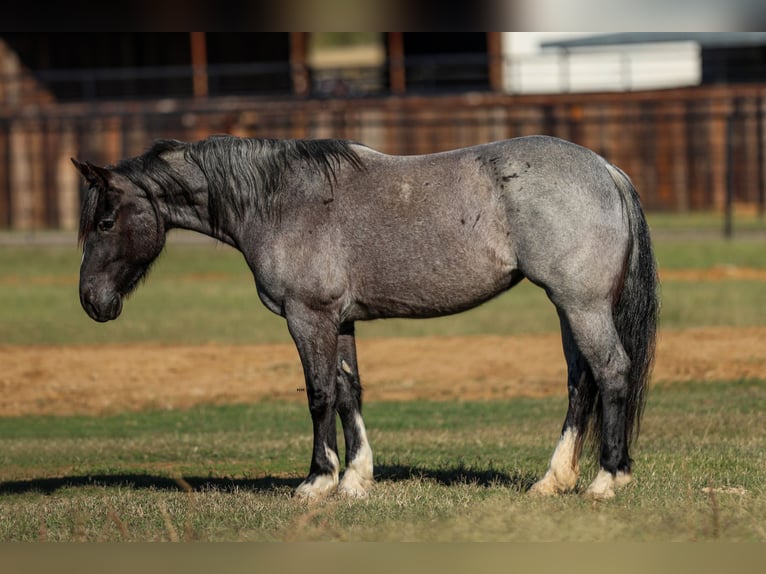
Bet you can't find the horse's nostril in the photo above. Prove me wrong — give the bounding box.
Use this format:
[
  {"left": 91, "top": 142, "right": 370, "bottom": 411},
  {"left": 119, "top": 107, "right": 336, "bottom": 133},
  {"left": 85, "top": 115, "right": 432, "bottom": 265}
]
[
  {"left": 81, "top": 290, "right": 96, "bottom": 317},
  {"left": 83, "top": 299, "right": 98, "bottom": 320},
  {"left": 80, "top": 290, "right": 122, "bottom": 322},
  {"left": 108, "top": 295, "right": 123, "bottom": 319}
]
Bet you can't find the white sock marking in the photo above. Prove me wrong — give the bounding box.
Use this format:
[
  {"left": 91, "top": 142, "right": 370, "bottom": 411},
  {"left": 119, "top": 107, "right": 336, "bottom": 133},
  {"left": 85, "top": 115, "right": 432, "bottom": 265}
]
[
  {"left": 339, "top": 413, "right": 374, "bottom": 498},
  {"left": 584, "top": 469, "right": 633, "bottom": 500},
  {"left": 294, "top": 444, "right": 340, "bottom": 500},
  {"left": 530, "top": 429, "right": 580, "bottom": 495},
  {"left": 584, "top": 468, "right": 616, "bottom": 500},
  {"left": 614, "top": 470, "right": 633, "bottom": 488}
]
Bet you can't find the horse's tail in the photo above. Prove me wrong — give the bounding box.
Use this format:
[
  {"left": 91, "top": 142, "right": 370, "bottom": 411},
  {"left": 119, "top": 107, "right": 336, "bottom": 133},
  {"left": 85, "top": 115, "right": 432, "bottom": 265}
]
[{"left": 600, "top": 162, "right": 660, "bottom": 454}]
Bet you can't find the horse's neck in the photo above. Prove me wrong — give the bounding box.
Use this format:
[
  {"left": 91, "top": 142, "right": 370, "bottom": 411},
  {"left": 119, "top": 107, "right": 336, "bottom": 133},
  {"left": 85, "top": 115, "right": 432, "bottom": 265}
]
[
  {"left": 164, "top": 203, "right": 240, "bottom": 248},
  {"left": 160, "top": 154, "right": 241, "bottom": 248}
]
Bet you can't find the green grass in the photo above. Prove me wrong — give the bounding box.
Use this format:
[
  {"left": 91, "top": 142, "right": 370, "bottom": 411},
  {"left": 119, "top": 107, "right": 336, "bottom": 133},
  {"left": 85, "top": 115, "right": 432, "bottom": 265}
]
[
  {"left": 654, "top": 238, "right": 766, "bottom": 269},
  {"left": 659, "top": 281, "right": 766, "bottom": 327},
  {"left": 0, "top": 379, "right": 764, "bottom": 541},
  {"left": 1, "top": 230, "right": 766, "bottom": 345},
  {"left": 647, "top": 210, "right": 766, "bottom": 234},
  {"left": 2, "top": 217, "right": 766, "bottom": 542}
]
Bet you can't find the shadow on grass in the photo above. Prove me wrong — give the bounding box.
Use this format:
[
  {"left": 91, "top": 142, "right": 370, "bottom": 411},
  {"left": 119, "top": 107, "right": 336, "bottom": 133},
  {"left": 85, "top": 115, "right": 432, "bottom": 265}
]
[
  {"left": 375, "top": 464, "right": 535, "bottom": 492},
  {"left": 0, "top": 474, "right": 302, "bottom": 495},
  {"left": 0, "top": 465, "right": 535, "bottom": 495}
]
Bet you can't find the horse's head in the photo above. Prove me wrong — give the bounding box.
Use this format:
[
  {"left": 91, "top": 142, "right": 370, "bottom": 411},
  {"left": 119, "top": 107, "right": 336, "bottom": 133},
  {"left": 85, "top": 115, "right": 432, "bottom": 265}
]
[{"left": 72, "top": 158, "right": 166, "bottom": 322}]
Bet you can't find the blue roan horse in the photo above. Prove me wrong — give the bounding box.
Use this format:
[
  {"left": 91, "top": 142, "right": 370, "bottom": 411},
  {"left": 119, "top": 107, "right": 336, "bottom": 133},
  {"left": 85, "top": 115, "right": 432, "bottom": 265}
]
[{"left": 73, "top": 134, "right": 659, "bottom": 500}]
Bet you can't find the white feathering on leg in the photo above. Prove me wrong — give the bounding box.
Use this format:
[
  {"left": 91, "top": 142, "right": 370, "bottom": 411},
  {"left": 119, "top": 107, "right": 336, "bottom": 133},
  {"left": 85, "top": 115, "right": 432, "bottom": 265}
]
[
  {"left": 529, "top": 429, "right": 580, "bottom": 495},
  {"left": 294, "top": 444, "right": 340, "bottom": 500},
  {"left": 339, "top": 413, "right": 374, "bottom": 498}
]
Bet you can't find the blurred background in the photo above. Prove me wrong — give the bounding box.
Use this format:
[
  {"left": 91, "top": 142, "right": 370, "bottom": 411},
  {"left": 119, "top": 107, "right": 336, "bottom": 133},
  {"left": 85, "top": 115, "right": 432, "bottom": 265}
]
[
  {"left": 2, "top": 30, "right": 766, "bottom": 545},
  {"left": 0, "top": 32, "right": 765, "bottom": 235}
]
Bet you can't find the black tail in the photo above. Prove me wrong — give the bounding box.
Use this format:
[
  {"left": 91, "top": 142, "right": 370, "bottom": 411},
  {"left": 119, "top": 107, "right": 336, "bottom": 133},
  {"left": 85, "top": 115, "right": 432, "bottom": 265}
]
[{"left": 601, "top": 162, "right": 660, "bottom": 453}]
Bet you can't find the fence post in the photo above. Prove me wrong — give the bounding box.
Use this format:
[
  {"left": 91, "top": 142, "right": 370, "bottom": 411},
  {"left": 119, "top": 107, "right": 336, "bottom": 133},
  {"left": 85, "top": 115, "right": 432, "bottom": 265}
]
[
  {"left": 724, "top": 100, "right": 737, "bottom": 239},
  {"left": 190, "top": 32, "right": 209, "bottom": 99},
  {"left": 758, "top": 93, "right": 765, "bottom": 219}
]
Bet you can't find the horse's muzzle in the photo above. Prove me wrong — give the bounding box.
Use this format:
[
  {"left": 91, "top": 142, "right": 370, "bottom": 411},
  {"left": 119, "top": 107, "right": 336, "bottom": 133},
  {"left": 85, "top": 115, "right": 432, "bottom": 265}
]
[{"left": 80, "top": 289, "right": 123, "bottom": 322}]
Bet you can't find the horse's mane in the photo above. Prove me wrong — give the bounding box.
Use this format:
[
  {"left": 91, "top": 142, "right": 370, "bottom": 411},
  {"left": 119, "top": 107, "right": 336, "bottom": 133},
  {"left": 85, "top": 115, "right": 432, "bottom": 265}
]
[
  {"left": 79, "top": 135, "right": 365, "bottom": 242},
  {"left": 184, "top": 135, "right": 365, "bottom": 228}
]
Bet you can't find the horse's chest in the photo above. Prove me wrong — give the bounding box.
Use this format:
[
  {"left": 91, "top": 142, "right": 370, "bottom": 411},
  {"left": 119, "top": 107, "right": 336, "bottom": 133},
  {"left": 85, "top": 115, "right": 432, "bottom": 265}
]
[
  {"left": 249, "top": 235, "right": 348, "bottom": 316},
  {"left": 255, "top": 283, "right": 285, "bottom": 316}
]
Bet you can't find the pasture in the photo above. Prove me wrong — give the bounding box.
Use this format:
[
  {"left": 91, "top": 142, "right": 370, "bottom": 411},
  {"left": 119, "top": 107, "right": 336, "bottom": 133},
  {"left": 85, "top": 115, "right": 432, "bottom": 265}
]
[{"left": 1, "top": 215, "right": 765, "bottom": 541}]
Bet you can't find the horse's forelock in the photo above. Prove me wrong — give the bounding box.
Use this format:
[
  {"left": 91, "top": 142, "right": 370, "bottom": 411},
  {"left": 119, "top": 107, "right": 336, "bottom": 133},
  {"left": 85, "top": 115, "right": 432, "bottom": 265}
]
[
  {"left": 77, "top": 142, "right": 191, "bottom": 250},
  {"left": 78, "top": 185, "right": 101, "bottom": 246}
]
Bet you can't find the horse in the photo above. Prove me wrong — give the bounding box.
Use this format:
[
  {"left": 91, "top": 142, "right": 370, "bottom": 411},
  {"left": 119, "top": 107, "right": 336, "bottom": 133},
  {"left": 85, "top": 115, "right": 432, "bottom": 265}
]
[{"left": 73, "top": 134, "right": 659, "bottom": 500}]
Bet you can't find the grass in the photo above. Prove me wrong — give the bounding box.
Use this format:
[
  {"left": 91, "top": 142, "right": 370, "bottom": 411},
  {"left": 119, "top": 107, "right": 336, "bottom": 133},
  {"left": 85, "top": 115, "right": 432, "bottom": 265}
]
[
  {"left": 646, "top": 209, "right": 766, "bottom": 233},
  {"left": 1, "top": 215, "right": 766, "bottom": 541},
  {"left": 0, "top": 379, "right": 764, "bottom": 541},
  {"left": 1, "top": 228, "right": 766, "bottom": 345},
  {"left": 653, "top": 237, "right": 766, "bottom": 269}
]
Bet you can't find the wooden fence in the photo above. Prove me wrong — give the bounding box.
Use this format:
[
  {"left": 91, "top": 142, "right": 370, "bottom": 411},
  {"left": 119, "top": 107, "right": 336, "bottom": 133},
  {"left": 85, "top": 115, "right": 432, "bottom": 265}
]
[{"left": 1, "top": 83, "right": 765, "bottom": 230}]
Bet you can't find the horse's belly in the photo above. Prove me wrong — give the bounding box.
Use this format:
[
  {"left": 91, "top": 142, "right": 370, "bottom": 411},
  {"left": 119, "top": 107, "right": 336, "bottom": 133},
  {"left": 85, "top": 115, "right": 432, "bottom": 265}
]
[{"left": 349, "top": 250, "right": 518, "bottom": 321}]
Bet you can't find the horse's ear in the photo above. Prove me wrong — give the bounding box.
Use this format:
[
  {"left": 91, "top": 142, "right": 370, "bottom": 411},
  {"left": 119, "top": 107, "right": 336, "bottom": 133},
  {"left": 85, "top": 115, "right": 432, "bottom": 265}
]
[{"left": 71, "top": 158, "right": 111, "bottom": 189}]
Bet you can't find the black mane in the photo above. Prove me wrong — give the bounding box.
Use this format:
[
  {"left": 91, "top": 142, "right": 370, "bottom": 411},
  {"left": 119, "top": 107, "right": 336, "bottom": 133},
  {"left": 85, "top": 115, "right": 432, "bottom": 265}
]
[
  {"left": 184, "top": 135, "right": 365, "bottom": 229},
  {"left": 78, "top": 187, "right": 100, "bottom": 245},
  {"left": 79, "top": 135, "right": 365, "bottom": 241}
]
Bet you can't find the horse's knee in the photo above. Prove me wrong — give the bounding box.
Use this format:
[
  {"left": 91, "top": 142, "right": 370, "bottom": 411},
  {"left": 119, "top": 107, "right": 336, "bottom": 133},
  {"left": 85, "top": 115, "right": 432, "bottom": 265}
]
[{"left": 307, "top": 385, "right": 336, "bottom": 414}]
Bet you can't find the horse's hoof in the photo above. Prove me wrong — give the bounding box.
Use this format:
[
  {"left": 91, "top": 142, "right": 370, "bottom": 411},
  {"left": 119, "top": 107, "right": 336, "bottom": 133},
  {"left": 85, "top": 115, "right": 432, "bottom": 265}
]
[
  {"left": 338, "top": 470, "right": 374, "bottom": 499},
  {"left": 583, "top": 469, "right": 629, "bottom": 500},
  {"left": 528, "top": 477, "right": 560, "bottom": 496},
  {"left": 294, "top": 473, "right": 339, "bottom": 500},
  {"left": 529, "top": 470, "right": 577, "bottom": 496},
  {"left": 614, "top": 471, "right": 633, "bottom": 488},
  {"left": 583, "top": 486, "right": 615, "bottom": 501}
]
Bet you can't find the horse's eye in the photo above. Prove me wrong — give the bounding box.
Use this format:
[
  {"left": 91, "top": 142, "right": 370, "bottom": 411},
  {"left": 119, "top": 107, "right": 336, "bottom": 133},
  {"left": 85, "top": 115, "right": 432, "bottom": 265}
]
[{"left": 98, "top": 219, "right": 115, "bottom": 232}]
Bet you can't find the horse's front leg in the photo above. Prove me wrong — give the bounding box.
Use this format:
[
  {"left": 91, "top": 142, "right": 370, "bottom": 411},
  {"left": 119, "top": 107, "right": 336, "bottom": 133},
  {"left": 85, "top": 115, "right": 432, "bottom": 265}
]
[
  {"left": 336, "top": 322, "right": 374, "bottom": 498},
  {"left": 286, "top": 303, "right": 341, "bottom": 499}
]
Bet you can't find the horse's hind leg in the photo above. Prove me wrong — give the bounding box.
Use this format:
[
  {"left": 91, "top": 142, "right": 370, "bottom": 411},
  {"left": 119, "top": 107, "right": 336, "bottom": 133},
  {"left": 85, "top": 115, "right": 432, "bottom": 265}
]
[
  {"left": 563, "top": 304, "right": 632, "bottom": 500},
  {"left": 530, "top": 311, "right": 596, "bottom": 495},
  {"left": 335, "top": 322, "right": 374, "bottom": 498}
]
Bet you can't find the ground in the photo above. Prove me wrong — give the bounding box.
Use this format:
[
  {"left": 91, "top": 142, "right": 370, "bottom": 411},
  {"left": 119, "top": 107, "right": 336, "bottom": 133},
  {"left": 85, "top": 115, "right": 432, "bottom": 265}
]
[{"left": 2, "top": 326, "right": 765, "bottom": 417}]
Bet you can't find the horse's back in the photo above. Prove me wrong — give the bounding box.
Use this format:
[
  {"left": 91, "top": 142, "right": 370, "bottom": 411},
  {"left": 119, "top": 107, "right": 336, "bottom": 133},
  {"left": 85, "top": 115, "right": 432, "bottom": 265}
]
[
  {"left": 339, "top": 143, "right": 520, "bottom": 319},
  {"left": 317, "top": 136, "right": 630, "bottom": 320},
  {"left": 352, "top": 135, "right": 628, "bottom": 265}
]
